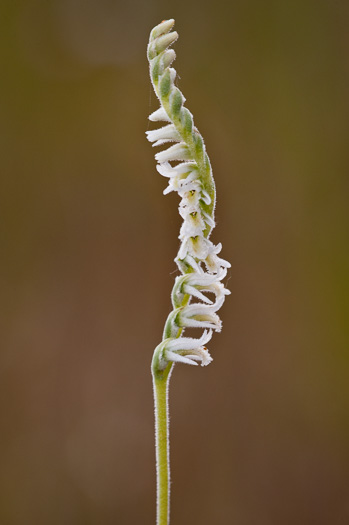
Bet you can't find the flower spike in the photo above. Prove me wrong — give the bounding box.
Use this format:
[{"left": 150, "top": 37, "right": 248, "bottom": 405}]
[
  {"left": 147, "top": 19, "right": 230, "bottom": 369},
  {"left": 147, "top": 20, "right": 231, "bottom": 525}
]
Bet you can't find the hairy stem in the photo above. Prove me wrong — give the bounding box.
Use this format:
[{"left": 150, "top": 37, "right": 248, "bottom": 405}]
[{"left": 152, "top": 362, "right": 173, "bottom": 525}]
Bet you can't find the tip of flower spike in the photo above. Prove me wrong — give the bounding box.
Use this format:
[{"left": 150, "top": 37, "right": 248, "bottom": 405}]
[
  {"left": 148, "top": 25, "right": 178, "bottom": 60},
  {"left": 150, "top": 19, "right": 175, "bottom": 41}
]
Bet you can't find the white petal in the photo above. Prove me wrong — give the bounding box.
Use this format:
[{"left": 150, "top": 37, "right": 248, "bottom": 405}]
[
  {"left": 205, "top": 253, "right": 231, "bottom": 273},
  {"left": 165, "top": 350, "right": 198, "bottom": 366},
  {"left": 176, "top": 348, "right": 213, "bottom": 367},
  {"left": 179, "top": 213, "right": 206, "bottom": 238},
  {"left": 205, "top": 243, "right": 231, "bottom": 272},
  {"left": 178, "top": 180, "right": 202, "bottom": 196},
  {"left": 159, "top": 162, "right": 196, "bottom": 178},
  {"left": 202, "top": 210, "right": 215, "bottom": 228},
  {"left": 179, "top": 202, "right": 200, "bottom": 219},
  {"left": 185, "top": 271, "right": 222, "bottom": 287},
  {"left": 183, "top": 284, "right": 213, "bottom": 304},
  {"left": 179, "top": 183, "right": 201, "bottom": 205},
  {"left": 196, "top": 349, "right": 213, "bottom": 366},
  {"left": 176, "top": 254, "right": 203, "bottom": 274},
  {"left": 149, "top": 107, "right": 171, "bottom": 122},
  {"left": 163, "top": 185, "right": 175, "bottom": 195},
  {"left": 180, "top": 270, "right": 230, "bottom": 307},
  {"left": 156, "top": 162, "right": 176, "bottom": 178},
  {"left": 181, "top": 317, "right": 221, "bottom": 330},
  {"left": 167, "top": 329, "right": 212, "bottom": 352},
  {"left": 146, "top": 124, "right": 181, "bottom": 144},
  {"left": 188, "top": 236, "right": 211, "bottom": 259},
  {"left": 186, "top": 255, "right": 203, "bottom": 273},
  {"left": 155, "top": 143, "right": 191, "bottom": 163},
  {"left": 171, "top": 349, "right": 212, "bottom": 367},
  {"left": 178, "top": 171, "right": 198, "bottom": 187},
  {"left": 201, "top": 190, "right": 212, "bottom": 205},
  {"left": 184, "top": 298, "right": 224, "bottom": 316},
  {"left": 177, "top": 238, "right": 189, "bottom": 260}
]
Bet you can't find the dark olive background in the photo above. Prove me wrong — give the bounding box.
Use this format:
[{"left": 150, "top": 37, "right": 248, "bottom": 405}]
[{"left": 1, "top": 1, "right": 348, "bottom": 524}]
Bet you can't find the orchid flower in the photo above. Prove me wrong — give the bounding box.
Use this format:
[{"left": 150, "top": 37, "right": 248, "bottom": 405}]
[{"left": 146, "top": 19, "right": 231, "bottom": 525}]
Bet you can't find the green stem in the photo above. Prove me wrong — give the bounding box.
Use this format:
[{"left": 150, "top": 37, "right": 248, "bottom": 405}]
[{"left": 152, "top": 361, "right": 173, "bottom": 525}]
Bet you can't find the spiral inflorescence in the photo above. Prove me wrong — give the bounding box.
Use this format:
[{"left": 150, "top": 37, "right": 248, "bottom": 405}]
[{"left": 147, "top": 20, "right": 230, "bottom": 369}]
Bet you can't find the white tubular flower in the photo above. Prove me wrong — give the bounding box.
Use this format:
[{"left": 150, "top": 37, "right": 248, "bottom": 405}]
[
  {"left": 205, "top": 243, "right": 231, "bottom": 273},
  {"left": 164, "top": 330, "right": 213, "bottom": 367},
  {"left": 155, "top": 143, "right": 191, "bottom": 163},
  {"left": 157, "top": 162, "right": 198, "bottom": 195},
  {"left": 147, "top": 20, "right": 230, "bottom": 369},
  {"left": 149, "top": 107, "right": 171, "bottom": 122},
  {"left": 179, "top": 212, "right": 206, "bottom": 239},
  {"left": 177, "top": 269, "right": 231, "bottom": 306},
  {"left": 146, "top": 124, "right": 181, "bottom": 146},
  {"left": 179, "top": 303, "right": 222, "bottom": 331}
]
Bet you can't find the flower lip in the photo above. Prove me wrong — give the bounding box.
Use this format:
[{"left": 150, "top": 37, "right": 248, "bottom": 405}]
[
  {"left": 179, "top": 301, "right": 223, "bottom": 332},
  {"left": 166, "top": 328, "right": 212, "bottom": 352},
  {"left": 149, "top": 107, "right": 171, "bottom": 122}
]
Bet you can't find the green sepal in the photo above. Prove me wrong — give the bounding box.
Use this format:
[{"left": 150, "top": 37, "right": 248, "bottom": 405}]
[
  {"left": 180, "top": 108, "right": 193, "bottom": 134},
  {"left": 151, "top": 56, "right": 161, "bottom": 83},
  {"left": 170, "top": 88, "right": 183, "bottom": 118},
  {"left": 151, "top": 341, "right": 174, "bottom": 379},
  {"left": 159, "top": 70, "right": 172, "bottom": 98},
  {"left": 193, "top": 132, "right": 204, "bottom": 160},
  {"left": 171, "top": 275, "right": 187, "bottom": 308},
  {"left": 155, "top": 32, "right": 178, "bottom": 55},
  {"left": 161, "top": 49, "right": 176, "bottom": 70},
  {"left": 163, "top": 307, "right": 183, "bottom": 340}
]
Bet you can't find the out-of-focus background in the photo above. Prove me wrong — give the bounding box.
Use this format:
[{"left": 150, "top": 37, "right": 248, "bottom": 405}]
[{"left": 1, "top": 1, "right": 348, "bottom": 524}]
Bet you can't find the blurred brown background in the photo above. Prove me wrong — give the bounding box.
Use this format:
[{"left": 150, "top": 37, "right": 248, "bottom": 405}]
[{"left": 1, "top": 1, "right": 349, "bottom": 524}]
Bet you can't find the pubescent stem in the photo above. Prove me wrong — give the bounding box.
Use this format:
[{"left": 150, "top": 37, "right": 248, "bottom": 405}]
[{"left": 152, "top": 359, "right": 174, "bottom": 525}]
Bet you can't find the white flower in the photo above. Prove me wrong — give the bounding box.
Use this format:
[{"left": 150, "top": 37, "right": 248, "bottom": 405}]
[
  {"left": 146, "top": 124, "right": 181, "bottom": 146},
  {"left": 149, "top": 107, "right": 171, "bottom": 122},
  {"left": 164, "top": 329, "right": 213, "bottom": 366},
  {"left": 178, "top": 195, "right": 201, "bottom": 220},
  {"left": 157, "top": 161, "right": 193, "bottom": 178},
  {"left": 175, "top": 253, "right": 203, "bottom": 274},
  {"left": 156, "top": 162, "right": 198, "bottom": 195},
  {"left": 205, "top": 243, "right": 231, "bottom": 273},
  {"left": 155, "top": 143, "right": 191, "bottom": 163},
  {"left": 179, "top": 302, "right": 222, "bottom": 331},
  {"left": 201, "top": 189, "right": 211, "bottom": 205},
  {"left": 202, "top": 210, "right": 215, "bottom": 229},
  {"left": 177, "top": 234, "right": 211, "bottom": 260},
  {"left": 181, "top": 268, "right": 230, "bottom": 305}
]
